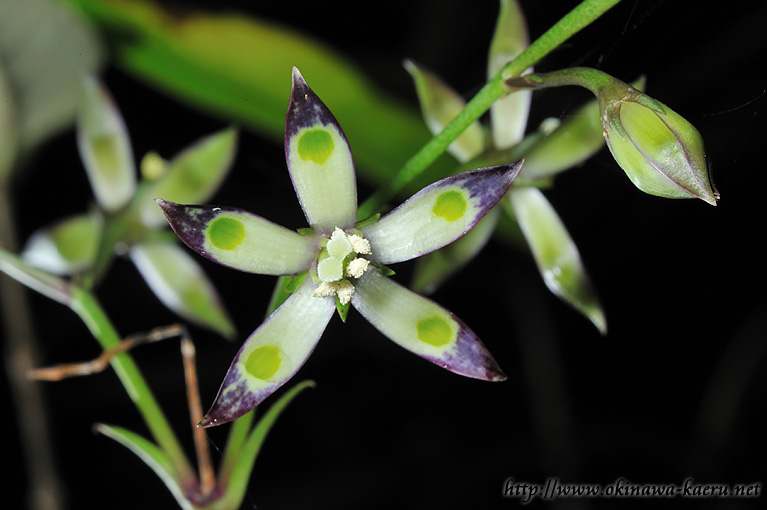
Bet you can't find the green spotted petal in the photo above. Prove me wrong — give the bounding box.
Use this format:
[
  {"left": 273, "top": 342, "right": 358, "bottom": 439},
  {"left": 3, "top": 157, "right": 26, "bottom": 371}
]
[
  {"left": 139, "top": 127, "right": 238, "bottom": 228},
  {"left": 77, "top": 75, "right": 136, "bottom": 212},
  {"left": 156, "top": 200, "right": 318, "bottom": 275},
  {"left": 410, "top": 205, "right": 501, "bottom": 295},
  {"left": 130, "top": 240, "right": 236, "bottom": 338},
  {"left": 508, "top": 187, "right": 606, "bottom": 333},
  {"left": 361, "top": 162, "right": 522, "bottom": 265},
  {"left": 488, "top": 0, "right": 531, "bottom": 149},
  {"left": 404, "top": 59, "right": 485, "bottom": 163},
  {"left": 21, "top": 213, "right": 101, "bottom": 275},
  {"left": 199, "top": 276, "right": 334, "bottom": 427},
  {"left": 351, "top": 269, "right": 505, "bottom": 381},
  {"left": 285, "top": 68, "right": 357, "bottom": 235}
]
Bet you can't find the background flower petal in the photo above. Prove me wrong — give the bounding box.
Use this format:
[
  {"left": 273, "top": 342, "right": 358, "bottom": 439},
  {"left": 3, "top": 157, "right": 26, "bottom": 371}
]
[
  {"left": 129, "top": 240, "right": 236, "bottom": 338},
  {"left": 507, "top": 187, "right": 606, "bottom": 333}
]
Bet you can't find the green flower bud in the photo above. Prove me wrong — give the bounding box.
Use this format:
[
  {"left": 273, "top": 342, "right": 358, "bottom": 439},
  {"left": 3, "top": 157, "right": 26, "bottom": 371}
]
[{"left": 600, "top": 84, "right": 718, "bottom": 205}]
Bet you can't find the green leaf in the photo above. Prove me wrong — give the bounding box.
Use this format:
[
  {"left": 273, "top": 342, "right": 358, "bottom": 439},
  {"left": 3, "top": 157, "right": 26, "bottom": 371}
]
[
  {"left": 94, "top": 424, "right": 194, "bottom": 510},
  {"left": 215, "top": 381, "right": 315, "bottom": 510},
  {"left": 67, "top": 0, "right": 450, "bottom": 191}
]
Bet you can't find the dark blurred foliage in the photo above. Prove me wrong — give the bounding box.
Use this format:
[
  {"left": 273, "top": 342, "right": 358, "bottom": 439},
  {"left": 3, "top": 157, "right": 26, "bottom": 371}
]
[{"left": 3, "top": 1, "right": 766, "bottom": 509}]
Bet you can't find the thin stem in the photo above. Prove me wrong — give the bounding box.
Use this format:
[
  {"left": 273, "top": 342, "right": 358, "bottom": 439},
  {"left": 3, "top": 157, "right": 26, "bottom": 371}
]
[
  {"left": 357, "top": 0, "right": 623, "bottom": 219},
  {"left": 180, "top": 331, "right": 216, "bottom": 498},
  {"left": 68, "top": 287, "right": 195, "bottom": 481}
]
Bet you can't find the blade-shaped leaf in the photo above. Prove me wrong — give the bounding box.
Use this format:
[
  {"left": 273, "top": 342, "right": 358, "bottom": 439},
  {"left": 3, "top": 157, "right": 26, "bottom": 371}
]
[
  {"left": 285, "top": 68, "right": 357, "bottom": 235},
  {"left": 77, "top": 75, "right": 136, "bottom": 212},
  {"left": 199, "top": 277, "right": 334, "bottom": 427},
  {"left": 404, "top": 59, "right": 486, "bottom": 164},
  {"left": 94, "top": 424, "right": 193, "bottom": 510},
  {"left": 130, "top": 240, "right": 236, "bottom": 339},
  {"left": 352, "top": 269, "right": 505, "bottom": 381},
  {"left": 216, "top": 381, "right": 315, "bottom": 509},
  {"left": 21, "top": 213, "right": 102, "bottom": 276},
  {"left": 488, "top": 0, "right": 531, "bottom": 148},
  {"left": 138, "top": 126, "right": 238, "bottom": 229},
  {"left": 156, "top": 200, "right": 318, "bottom": 276},
  {"left": 507, "top": 187, "right": 606, "bottom": 333},
  {"left": 361, "top": 163, "right": 522, "bottom": 265}
]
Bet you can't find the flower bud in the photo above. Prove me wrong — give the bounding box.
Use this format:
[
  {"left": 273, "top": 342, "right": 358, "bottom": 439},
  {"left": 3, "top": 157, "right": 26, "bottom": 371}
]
[{"left": 600, "top": 84, "right": 718, "bottom": 205}]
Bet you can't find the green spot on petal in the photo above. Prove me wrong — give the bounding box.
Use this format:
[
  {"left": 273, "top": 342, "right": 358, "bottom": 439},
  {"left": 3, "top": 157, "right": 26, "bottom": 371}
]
[
  {"left": 208, "top": 217, "right": 245, "bottom": 250},
  {"left": 432, "top": 190, "right": 466, "bottom": 222},
  {"left": 416, "top": 316, "right": 453, "bottom": 347},
  {"left": 297, "top": 129, "right": 334, "bottom": 164},
  {"left": 244, "top": 346, "right": 281, "bottom": 380}
]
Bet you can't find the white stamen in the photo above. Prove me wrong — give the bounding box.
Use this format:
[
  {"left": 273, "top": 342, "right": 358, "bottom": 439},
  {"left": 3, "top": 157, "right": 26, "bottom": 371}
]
[
  {"left": 348, "top": 234, "right": 371, "bottom": 255},
  {"left": 312, "top": 280, "right": 355, "bottom": 304},
  {"left": 346, "top": 258, "right": 370, "bottom": 278}
]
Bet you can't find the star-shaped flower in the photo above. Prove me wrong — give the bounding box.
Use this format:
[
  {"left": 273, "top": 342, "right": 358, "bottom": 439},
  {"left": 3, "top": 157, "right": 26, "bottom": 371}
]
[{"left": 158, "top": 68, "right": 522, "bottom": 427}]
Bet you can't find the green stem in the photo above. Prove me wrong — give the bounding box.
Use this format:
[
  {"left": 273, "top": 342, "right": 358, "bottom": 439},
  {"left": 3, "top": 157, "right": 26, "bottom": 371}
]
[
  {"left": 68, "top": 286, "right": 195, "bottom": 481},
  {"left": 505, "top": 67, "right": 615, "bottom": 96},
  {"left": 357, "top": 0, "right": 623, "bottom": 219}
]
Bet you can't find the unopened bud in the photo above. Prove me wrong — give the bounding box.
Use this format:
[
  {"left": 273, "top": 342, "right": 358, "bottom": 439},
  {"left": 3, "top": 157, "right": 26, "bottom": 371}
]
[{"left": 600, "top": 84, "right": 718, "bottom": 205}]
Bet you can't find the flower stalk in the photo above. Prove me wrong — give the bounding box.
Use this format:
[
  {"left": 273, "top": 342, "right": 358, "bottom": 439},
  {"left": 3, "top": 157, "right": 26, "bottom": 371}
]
[{"left": 357, "top": 0, "right": 623, "bottom": 218}]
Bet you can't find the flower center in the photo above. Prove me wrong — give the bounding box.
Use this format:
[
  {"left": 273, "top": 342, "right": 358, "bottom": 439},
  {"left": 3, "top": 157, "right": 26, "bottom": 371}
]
[{"left": 313, "top": 227, "right": 371, "bottom": 304}]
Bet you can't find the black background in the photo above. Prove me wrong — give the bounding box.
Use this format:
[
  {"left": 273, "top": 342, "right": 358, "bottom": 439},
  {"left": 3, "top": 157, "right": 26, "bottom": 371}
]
[{"left": 3, "top": 1, "right": 767, "bottom": 509}]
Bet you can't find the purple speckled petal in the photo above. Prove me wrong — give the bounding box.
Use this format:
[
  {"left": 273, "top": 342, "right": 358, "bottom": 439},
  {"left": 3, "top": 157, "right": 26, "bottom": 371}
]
[
  {"left": 360, "top": 161, "right": 523, "bottom": 265},
  {"left": 285, "top": 67, "right": 357, "bottom": 235},
  {"left": 351, "top": 269, "right": 506, "bottom": 381},
  {"left": 155, "top": 199, "right": 318, "bottom": 275},
  {"left": 200, "top": 276, "right": 335, "bottom": 427}
]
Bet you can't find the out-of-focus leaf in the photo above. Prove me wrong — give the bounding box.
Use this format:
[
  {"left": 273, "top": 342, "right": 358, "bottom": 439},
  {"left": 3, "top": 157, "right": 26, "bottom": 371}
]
[
  {"left": 506, "top": 187, "right": 606, "bottom": 333},
  {"left": 129, "top": 240, "right": 236, "bottom": 339},
  {"left": 0, "top": 0, "right": 102, "bottom": 155},
  {"left": 136, "top": 127, "right": 237, "bottom": 229},
  {"left": 94, "top": 424, "right": 194, "bottom": 510},
  {"left": 215, "top": 381, "right": 315, "bottom": 510},
  {"left": 77, "top": 75, "right": 136, "bottom": 213},
  {"left": 21, "top": 213, "right": 102, "bottom": 275},
  {"left": 403, "top": 59, "right": 486, "bottom": 164},
  {"left": 488, "top": 0, "right": 531, "bottom": 149},
  {"left": 67, "top": 0, "right": 451, "bottom": 192}
]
